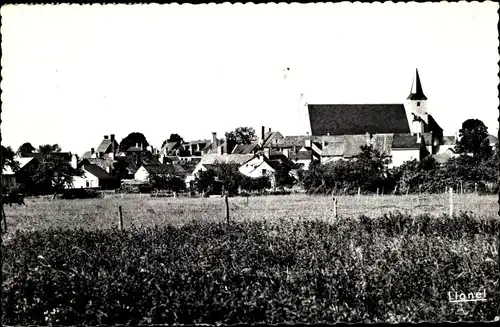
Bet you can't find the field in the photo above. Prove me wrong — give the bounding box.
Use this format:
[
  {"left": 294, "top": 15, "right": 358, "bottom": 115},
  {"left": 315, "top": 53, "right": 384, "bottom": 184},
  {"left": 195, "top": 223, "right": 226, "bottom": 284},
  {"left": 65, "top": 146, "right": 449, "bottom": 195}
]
[
  {"left": 3, "top": 193, "right": 498, "bottom": 232},
  {"left": 2, "top": 194, "right": 499, "bottom": 324}
]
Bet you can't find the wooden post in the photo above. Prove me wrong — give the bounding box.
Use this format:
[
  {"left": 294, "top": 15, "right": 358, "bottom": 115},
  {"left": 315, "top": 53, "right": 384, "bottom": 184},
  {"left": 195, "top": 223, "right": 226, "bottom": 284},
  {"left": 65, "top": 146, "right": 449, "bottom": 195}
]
[
  {"left": 449, "top": 187, "right": 453, "bottom": 217},
  {"left": 225, "top": 194, "right": 230, "bottom": 224},
  {"left": 333, "top": 197, "right": 337, "bottom": 219},
  {"left": 357, "top": 187, "right": 361, "bottom": 196},
  {"left": 1, "top": 205, "right": 6, "bottom": 233},
  {"left": 460, "top": 181, "right": 463, "bottom": 194},
  {"left": 118, "top": 205, "right": 123, "bottom": 231},
  {"left": 474, "top": 183, "right": 478, "bottom": 194},
  {"left": 376, "top": 188, "right": 379, "bottom": 197}
]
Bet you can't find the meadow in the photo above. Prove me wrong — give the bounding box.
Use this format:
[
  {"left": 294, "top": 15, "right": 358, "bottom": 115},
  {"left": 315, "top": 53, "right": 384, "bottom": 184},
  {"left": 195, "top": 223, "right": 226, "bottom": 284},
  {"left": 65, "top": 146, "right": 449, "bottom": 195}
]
[
  {"left": 2, "top": 193, "right": 499, "bottom": 324},
  {"left": 3, "top": 193, "right": 498, "bottom": 233}
]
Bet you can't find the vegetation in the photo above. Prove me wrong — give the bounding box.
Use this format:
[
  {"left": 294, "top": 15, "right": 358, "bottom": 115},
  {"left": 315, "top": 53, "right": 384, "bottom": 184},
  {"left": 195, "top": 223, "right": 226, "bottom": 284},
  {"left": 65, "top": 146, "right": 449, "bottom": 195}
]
[
  {"left": 225, "top": 126, "right": 258, "bottom": 145},
  {"left": 3, "top": 211, "right": 498, "bottom": 325},
  {"left": 119, "top": 132, "right": 150, "bottom": 152},
  {"left": 161, "top": 134, "right": 184, "bottom": 149},
  {"left": 17, "top": 142, "right": 36, "bottom": 155},
  {"left": 147, "top": 174, "right": 186, "bottom": 193}
]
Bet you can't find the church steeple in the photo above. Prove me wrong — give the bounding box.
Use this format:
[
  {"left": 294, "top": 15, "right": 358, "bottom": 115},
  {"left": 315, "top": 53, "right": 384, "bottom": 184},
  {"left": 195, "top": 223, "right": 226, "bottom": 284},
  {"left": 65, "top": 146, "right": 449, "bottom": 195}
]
[{"left": 407, "top": 69, "right": 427, "bottom": 100}]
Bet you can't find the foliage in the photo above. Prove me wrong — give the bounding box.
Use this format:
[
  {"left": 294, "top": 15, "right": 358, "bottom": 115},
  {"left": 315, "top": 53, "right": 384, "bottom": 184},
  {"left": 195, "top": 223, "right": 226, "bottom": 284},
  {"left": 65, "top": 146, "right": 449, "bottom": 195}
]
[
  {"left": 194, "top": 163, "right": 244, "bottom": 195},
  {"left": 455, "top": 119, "right": 492, "bottom": 160},
  {"left": 18, "top": 144, "right": 84, "bottom": 195},
  {"left": 148, "top": 174, "right": 186, "bottom": 193},
  {"left": 274, "top": 164, "right": 296, "bottom": 189},
  {"left": 60, "top": 188, "right": 102, "bottom": 200},
  {"left": 299, "top": 146, "right": 390, "bottom": 194},
  {"left": 225, "top": 127, "right": 258, "bottom": 145},
  {"left": 392, "top": 157, "right": 449, "bottom": 194},
  {"left": 3, "top": 212, "right": 498, "bottom": 325},
  {"left": 1, "top": 145, "right": 19, "bottom": 172},
  {"left": 240, "top": 175, "right": 271, "bottom": 193},
  {"left": 119, "top": 132, "right": 150, "bottom": 152},
  {"left": 17, "top": 142, "right": 36, "bottom": 155}
]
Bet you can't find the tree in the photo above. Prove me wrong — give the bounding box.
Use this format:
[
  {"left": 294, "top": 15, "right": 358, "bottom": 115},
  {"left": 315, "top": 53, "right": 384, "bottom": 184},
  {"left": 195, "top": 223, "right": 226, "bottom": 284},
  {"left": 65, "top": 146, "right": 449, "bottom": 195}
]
[
  {"left": 19, "top": 144, "right": 84, "bottom": 195},
  {"left": 148, "top": 174, "right": 186, "bottom": 193},
  {"left": 161, "top": 134, "right": 184, "bottom": 149},
  {"left": 1, "top": 146, "right": 18, "bottom": 172},
  {"left": 225, "top": 127, "right": 258, "bottom": 145},
  {"left": 274, "top": 164, "right": 296, "bottom": 189},
  {"left": 17, "top": 142, "right": 36, "bottom": 155},
  {"left": 455, "top": 119, "right": 492, "bottom": 160},
  {"left": 119, "top": 132, "right": 149, "bottom": 152}
]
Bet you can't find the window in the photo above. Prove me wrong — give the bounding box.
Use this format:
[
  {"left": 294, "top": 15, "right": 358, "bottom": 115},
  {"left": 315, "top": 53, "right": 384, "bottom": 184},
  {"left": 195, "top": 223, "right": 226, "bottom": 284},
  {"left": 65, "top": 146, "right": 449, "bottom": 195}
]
[
  {"left": 417, "top": 102, "right": 421, "bottom": 106},
  {"left": 86, "top": 181, "right": 90, "bottom": 188},
  {"left": 262, "top": 169, "right": 267, "bottom": 175}
]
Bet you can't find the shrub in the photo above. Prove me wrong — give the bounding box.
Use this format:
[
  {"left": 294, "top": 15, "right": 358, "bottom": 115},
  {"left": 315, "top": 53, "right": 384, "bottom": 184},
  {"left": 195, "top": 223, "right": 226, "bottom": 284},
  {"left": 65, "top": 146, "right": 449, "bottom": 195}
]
[{"left": 59, "top": 188, "right": 102, "bottom": 200}]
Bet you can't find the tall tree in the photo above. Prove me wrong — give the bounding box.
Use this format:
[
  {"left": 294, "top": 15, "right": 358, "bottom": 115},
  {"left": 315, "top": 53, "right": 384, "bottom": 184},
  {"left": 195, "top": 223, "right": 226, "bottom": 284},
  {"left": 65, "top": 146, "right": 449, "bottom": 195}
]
[
  {"left": 119, "top": 132, "right": 149, "bottom": 152},
  {"left": 1, "top": 146, "right": 19, "bottom": 172},
  {"left": 17, "top": 142, "right": 36, "bottom": 155},
  {"left": 225, "top": 127, "right": 257, "bottom": 145},
  {"left": 455, "top": 119, "right": 492, "bottom": 159}
]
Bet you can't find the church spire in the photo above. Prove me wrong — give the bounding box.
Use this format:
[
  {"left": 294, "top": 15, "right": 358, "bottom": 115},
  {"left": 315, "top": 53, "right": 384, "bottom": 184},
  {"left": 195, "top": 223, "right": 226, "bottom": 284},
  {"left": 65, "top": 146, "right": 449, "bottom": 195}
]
[{"left": 407, "top": 68, "right": 427, "bottom": 100}]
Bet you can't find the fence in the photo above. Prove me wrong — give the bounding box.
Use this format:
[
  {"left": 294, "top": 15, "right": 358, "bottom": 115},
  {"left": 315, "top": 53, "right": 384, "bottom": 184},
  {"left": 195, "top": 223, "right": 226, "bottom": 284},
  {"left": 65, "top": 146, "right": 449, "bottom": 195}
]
[{"left": 2, "top": 188, "right": 496, "bottom": 235}]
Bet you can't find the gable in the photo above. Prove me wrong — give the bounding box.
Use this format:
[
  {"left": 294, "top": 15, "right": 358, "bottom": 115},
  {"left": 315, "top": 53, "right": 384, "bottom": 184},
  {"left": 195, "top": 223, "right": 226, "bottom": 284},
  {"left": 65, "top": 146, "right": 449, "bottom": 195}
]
[{"left": 308, "top": 104, "right": 411, "bottom": 136}]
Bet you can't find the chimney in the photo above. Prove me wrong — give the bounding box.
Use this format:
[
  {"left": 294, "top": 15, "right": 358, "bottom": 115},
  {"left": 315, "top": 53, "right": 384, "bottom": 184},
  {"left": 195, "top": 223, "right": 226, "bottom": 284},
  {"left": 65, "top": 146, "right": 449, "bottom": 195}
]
[
  {"left": 365, "top": 132, "right": 371, "bottom": 146},
  {"left": 212, "top": 132, "right": 217, "bottom": 152},
  {"left": 110, "top": 134, "right": 115, "bottom": 141},
  {"left": 107, "top": 165, "right": 112, "bottom": 174},
  {"left": 305, "top": 138, "right": 312, "bottom": 148},
  {"left": 110, "top": 134, "right": 116, "bottom": 153},
  {"left": 104, "top": 135, "right": 109, "bottom": 140},
  {"left": 71, "top": 154, "right": 78, "bottom": 169},
  {"left": 261, "top": 126, "right": 265, "bottom": 141},
  {"left": 321, "top": 139, "right": 326, "bottom": 148},
  {"left": 91, "top": 148, "right": 95, "bottom": 155}
]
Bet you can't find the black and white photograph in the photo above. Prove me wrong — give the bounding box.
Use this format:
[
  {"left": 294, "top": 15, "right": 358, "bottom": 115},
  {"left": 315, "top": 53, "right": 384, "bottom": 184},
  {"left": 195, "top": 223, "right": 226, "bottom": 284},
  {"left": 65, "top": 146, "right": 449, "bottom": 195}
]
[{"left": 1, "top": 2, "right": 499, "bottom": 324}]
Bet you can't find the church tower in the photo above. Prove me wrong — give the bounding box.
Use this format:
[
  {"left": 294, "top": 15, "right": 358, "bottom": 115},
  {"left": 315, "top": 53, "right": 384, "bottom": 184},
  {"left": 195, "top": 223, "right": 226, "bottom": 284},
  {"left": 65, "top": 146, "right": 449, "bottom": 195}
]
[{"left": 404, "top": 69, "right": 428, "bottom": 135}]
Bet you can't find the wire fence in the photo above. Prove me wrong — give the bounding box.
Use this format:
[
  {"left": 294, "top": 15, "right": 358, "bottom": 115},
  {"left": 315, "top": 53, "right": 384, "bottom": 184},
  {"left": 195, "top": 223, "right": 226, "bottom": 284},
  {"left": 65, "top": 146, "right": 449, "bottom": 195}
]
[{"left": 2, "top": 188, "right": 497, "bottom": 236}]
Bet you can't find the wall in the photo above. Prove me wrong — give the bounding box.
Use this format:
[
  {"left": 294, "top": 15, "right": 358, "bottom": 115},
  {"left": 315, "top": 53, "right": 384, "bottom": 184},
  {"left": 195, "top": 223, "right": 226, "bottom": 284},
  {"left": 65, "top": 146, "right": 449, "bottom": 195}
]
[
  {"left": 72, "top": 171, "right": 99, "bottom": 189},
  {"left": 389, "top": 149, "right": 420, "bottom": 168},
  {"left": 134, "top": 167, "right": 150, "bottom": 182},
  {"left": 239, "top": 157, "right": 275, "bottom": 179}
]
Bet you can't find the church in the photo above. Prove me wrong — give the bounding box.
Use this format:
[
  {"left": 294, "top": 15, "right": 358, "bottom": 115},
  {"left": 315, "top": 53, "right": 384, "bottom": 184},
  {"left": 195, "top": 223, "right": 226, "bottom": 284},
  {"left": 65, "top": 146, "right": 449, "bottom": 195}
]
[{"left": 264, "top": 69, "right": 455, "bottom": 168}]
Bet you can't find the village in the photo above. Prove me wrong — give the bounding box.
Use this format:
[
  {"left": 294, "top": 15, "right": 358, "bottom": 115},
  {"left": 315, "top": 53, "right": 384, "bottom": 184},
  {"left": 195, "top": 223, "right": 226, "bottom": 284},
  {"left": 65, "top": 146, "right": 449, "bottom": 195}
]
[{"left": 2, "top": 69, "right": 498, "bottom": 197}]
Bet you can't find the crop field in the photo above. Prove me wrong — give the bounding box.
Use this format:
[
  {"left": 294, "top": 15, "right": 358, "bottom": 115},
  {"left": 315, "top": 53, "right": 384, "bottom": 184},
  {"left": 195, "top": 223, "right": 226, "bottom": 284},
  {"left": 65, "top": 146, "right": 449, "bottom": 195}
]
[{"left": 2, "top": 194, "right": 499, "bottom": 324}]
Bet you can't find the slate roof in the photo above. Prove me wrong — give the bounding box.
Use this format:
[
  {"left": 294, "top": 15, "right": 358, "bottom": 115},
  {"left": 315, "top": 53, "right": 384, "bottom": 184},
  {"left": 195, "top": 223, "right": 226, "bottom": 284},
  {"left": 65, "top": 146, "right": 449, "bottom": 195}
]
[
  {"left": 83, "top": 164, "right": 116, "bottom": 180},
  {"left": 392, "top": 133, "right": 432, "bottom": 149},
  {"left": 126, "top": 146, "right": 144, "bottom": 152},
  {"left": 308, "top": 104, "right": 411, "bottom": 136},
  {"left": 82, "top": 157, "right": 115, "bottom": 171},
  {"left": 96, "top": 139, "right": 118, "bottom": 153},
  {"left": 289, "top": 150, "right": 313, "bottom": 160},
  {"left": 407, "top": 69, "right": 427, "bottom": 100},
  {"left": 232, "top": 143, "right": 260, "bottom": 154},
  {"left": 141, "top": 164, "right": 186, "bottom": 176},
  {"left": 262, "top": 131, "right": 284, "bottom": 148},
  {"left": 199, "top": 154, "right": 256, "bottom": 166},
  {"left": 425, "top": 115, "right": 443, "bottom": 136}
]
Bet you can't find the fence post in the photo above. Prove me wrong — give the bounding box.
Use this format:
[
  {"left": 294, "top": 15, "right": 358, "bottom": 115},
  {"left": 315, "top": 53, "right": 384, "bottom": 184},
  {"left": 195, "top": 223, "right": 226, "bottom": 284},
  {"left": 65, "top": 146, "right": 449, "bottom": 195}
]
[
  {"left": 474, "top": 183, "right": 478, "bottom": 194},
  {"left": 118, "top": 205, "right": 123, "bottom": 231},
  {"left": 225, "top": 194, "right": 230, "bottom": 224},
  {"left": 449, "top": 187, "right": 453, "bottom": 217},
  {"left": 376, "top": 188, "right": 379, "bottom": 197},
  {"left": 357, "top": 187, "right": 361, "bottom": 196},
  {"left": 333, "top": 197, "right": 337, "bottom": 219}
]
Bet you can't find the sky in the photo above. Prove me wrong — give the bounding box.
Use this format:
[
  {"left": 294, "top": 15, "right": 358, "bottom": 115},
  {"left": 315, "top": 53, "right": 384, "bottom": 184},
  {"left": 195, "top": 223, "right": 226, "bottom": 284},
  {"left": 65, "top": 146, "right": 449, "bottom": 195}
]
[{"left": 1, "top": 2, "right": 499, "bottom": 156}]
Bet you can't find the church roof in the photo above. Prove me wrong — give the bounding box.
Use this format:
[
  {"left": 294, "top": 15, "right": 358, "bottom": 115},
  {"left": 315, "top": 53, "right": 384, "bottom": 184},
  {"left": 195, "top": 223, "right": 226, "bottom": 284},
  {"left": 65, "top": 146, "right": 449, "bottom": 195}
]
[
  {"left": 407, "top": 69, "right": 427, "bottom": 100},
  {"left": 308, "top": 104, "right": 411, "bottom": 136}
]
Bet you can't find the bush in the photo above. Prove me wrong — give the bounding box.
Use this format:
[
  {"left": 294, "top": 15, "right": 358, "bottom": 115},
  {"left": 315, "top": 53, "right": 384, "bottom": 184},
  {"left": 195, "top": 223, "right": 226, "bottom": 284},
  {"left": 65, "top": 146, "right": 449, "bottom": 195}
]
[
  {"left": 3, "top": 212, "right": 498, "bottom": 325},
  {"left": 59, "top": 188, "right": 102, "bottom": 200}
]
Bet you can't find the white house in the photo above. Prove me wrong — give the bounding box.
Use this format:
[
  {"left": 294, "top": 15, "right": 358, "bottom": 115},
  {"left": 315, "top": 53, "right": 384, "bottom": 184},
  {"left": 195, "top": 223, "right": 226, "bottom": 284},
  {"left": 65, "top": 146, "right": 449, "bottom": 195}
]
[
  {"left": 134, "top": 164, "right": 186, "bottom": 183},
  {"left": 72, "top": 164, "right": 117, "bottom": 189},
  {"left": 238, "top": 155, "right": 276, "bottom": 179}
]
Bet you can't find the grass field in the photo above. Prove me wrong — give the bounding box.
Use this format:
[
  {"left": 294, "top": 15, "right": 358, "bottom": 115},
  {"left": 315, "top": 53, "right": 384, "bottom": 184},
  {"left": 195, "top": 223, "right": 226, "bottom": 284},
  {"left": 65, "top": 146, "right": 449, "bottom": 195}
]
[
  {"left": 2, "top": 193, "right": 499, "bottom": 324},
  {"left": 3, "top": 193, "right": 498, "bottom": 233}
]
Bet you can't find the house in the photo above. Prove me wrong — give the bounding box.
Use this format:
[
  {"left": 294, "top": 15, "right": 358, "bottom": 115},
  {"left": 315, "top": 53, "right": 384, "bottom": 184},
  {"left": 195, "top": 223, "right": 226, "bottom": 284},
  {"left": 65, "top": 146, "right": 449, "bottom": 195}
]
[
  {"left": 231, "top": 142, "right": 261, "bottom": 155},
  {"left": 82, "top": 134, "right": 119, "bottom": 159},
  {"left": 187, "top": 153, "right": 256, "bottom": 185},
  {"left": 71, "top": 164, "right": 119, "bottom": 189},
  {"left": 259, "top": 126, "right": 285, "bottom": 148},
  {"left": 135, "top": 164, "right": 187, "bottom": 183},
  {"left": 389, "top": 133, "right": 432, "bottom": 168},
  {"left": 305, "top": 69, "right": 445, "bottom": 158},
  {"left": 239, "top": 155, "right": 275, "bottom": 179}
]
